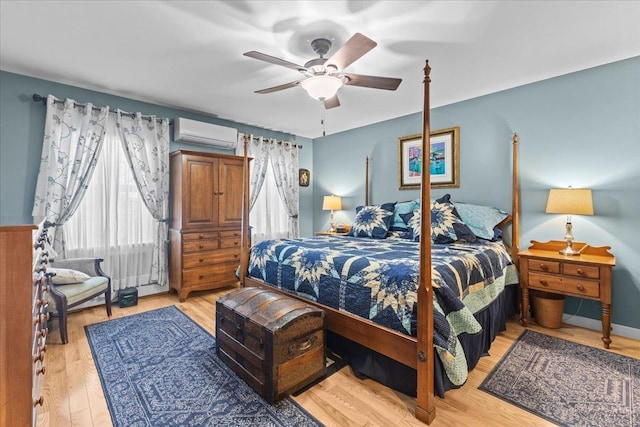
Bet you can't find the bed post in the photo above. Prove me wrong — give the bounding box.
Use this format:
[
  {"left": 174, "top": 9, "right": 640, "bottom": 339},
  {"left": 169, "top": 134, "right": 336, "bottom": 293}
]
[
  {"left": 365, "top": 156, "right": 370, "bottom": 206},
  {"left": 239, "top": 133, "right": 250, "bottom": 286},
  {"left": 512, "top": 133, "right": 520, "bottom": 263},
  {"left": 415, "top": 59, "right": 436, "bottom": 425}
]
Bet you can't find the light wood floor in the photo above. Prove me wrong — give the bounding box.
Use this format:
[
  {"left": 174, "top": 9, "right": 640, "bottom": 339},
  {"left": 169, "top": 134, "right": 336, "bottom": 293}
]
[{"left": 36, "top": 288, "right": 640, "bottom": 427}]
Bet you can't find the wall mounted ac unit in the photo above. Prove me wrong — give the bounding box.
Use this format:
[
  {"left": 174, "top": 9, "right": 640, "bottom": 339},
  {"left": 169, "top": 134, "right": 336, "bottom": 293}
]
[{"left": 174, "top": 117, "right": 238, "bottom": 150}]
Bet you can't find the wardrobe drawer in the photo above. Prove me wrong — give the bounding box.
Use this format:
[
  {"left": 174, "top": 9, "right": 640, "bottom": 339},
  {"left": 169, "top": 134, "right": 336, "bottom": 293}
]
[
  {"left": 183, "top": 231, "right": 219, "bottom": 241},
  {"left": 183, "top": 240, "right": 219, "bottom": 253},
  {"left": 182, "top": 263, "right": 238, "bottom": 287},
  {"left": 182, "top": 248, "right": 240, "bottom": 269},
  {"left": 220, "top": 230, "right": 242, "bottom": 239},
  {"left": 220, "top": 237, "right": 242, "bottom": 249}
]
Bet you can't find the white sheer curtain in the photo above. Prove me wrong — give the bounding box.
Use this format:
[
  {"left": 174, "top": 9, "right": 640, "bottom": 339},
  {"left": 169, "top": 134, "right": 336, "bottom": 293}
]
[{"left": 63, "top": 117, "right": 162, "bottom": 292}]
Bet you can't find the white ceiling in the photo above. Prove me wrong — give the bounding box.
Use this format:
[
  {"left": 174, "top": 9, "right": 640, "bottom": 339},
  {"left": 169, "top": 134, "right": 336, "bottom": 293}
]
[{"left": 1, "top": 1, "right": 639, "bottom": 139}]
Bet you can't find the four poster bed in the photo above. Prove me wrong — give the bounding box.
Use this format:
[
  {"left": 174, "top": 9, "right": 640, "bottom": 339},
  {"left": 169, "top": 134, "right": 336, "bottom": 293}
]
[{"left": 237, "top": 61, "right": 521, "bottom": 424}]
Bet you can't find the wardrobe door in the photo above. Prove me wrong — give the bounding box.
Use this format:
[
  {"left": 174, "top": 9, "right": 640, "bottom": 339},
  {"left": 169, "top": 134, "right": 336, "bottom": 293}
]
[
  {"left": 183, "top": 155, "right": 218, "bottom": 229},
  {"left": 217, "top": 157, "right": 244, "bottom": 228}
]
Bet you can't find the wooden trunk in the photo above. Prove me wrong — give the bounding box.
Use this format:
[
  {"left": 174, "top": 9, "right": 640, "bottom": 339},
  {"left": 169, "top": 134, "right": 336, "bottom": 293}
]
[{"left": 215, "top": 287, "right": 325, "bottom": 403}]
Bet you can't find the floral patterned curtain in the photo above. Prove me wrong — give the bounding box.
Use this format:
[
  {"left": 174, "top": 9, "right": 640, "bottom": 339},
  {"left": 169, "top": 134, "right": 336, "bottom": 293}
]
[
  {"left": 270, "top": 142, "right": 300, "bottom": 238},
  {"left": 116, "top": 111, "right": 170, "bottom": 288},
  {"left": 32, "top": 95, "right": 109, "bottom": 254},
  {"left": 236, "top": 134, "right": 272, "bottom": 211}
]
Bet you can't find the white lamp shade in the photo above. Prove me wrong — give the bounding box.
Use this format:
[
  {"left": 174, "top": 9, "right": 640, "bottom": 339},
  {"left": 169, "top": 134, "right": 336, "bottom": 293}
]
[
  {"left": 301, "top": 76, "right": 343, "bottom": 100},
  {"left": 322, "top": 195, "right": 342, "bottom": 211}
]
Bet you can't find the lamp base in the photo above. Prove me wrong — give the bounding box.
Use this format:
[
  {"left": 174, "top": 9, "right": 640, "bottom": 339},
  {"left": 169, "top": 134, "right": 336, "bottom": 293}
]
[{"left": 559, "top": 241, "right": 581, "bottom": 256}]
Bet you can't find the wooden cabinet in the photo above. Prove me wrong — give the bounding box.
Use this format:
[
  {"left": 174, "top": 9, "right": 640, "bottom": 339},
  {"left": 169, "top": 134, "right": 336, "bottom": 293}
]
[
  {"left": 1, "top": 225, "right": 48, "bottom": 427},
  {"left": 169, "top": 150, "right": 244, "bottom": 301},
  {"left": 518, "top": 240, "right": 616, "bottom": 348}
]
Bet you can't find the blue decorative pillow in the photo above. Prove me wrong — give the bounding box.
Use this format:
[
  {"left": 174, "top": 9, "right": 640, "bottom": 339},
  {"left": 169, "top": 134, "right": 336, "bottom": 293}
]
[
  {"left": 390, "top": 199, "right": 419, "bottom": 231},
  {"left": 401, "top": 196, "right": 476, "bottom": 243},
  {"left": 453, "top": 202, "right": 509, "bottom": 240},
  {"left": 348, "top": 202, "right": 396, "bottom": 239}
]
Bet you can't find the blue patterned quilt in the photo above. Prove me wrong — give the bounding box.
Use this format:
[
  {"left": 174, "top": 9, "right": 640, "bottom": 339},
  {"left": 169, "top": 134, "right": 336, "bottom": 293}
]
[{"left": 248, "top": 235, "right": 516, "bottom": 384}]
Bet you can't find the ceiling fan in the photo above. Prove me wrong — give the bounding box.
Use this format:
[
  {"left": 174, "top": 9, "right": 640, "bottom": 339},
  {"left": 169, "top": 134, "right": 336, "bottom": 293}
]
[{"left": 244, "top": 33, "right": 402, "bottom": 109}]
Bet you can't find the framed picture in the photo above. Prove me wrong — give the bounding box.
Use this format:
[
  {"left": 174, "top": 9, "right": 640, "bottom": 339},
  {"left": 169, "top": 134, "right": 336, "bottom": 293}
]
[
  {"left": 299, "top": 168, "right": 310, "bottom": 187},
  {"left": 398, "top": 126, "right": 460, "bottom": 190}
]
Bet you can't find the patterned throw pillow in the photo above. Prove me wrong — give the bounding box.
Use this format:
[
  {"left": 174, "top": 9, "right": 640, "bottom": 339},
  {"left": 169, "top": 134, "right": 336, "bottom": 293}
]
[
  {"left": 348, "top": 202, "right": 396, "bottom": 239},
  {"left": 453, "top": 202, "right": 508, "bottom": 240},
  {"left": 401, "top": 196, "right": 476, "bottom": 243}
]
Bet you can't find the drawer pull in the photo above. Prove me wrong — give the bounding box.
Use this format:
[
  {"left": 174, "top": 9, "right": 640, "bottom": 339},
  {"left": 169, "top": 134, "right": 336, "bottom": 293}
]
[
  {"left": 577, "top": 285, "right": 586, "bottom": 292},
  {"left": 199, "top": 244, "right": 204, "bottom": 249},
  {"left": 234, "top": 254, "right": 239, "bottom": 258},
  {"left": 539, "top": 279, "right": 549, "bottom": 287},
  {"left": 199, "top": 258, "right": 204, "bottom": 263},
  {"left": 199, "top": 274, "right": 205, "bottom": 280},
  {"left": 577, "top": 268, "right": 585, "bottom": 276},
  {"left": 539, "top": 263, "right": 549, "bottom": 271},
  {"left": 36, "top": 366, "right": 46, "bottom": 376},
  {"left": 199, "top": 234, "right": 205, "bottom": 239},
  {"left": 33, "top": 397, "right": 44, "bottom": 407},
  {"left": 234, "top": 241, "right": 239, "bottom": 246},
  {"left": 219, "top": 192, "right": 224, "bottom": 195},
  {"left": 33, "top": 352, "right": 45, "bottom": 363}
]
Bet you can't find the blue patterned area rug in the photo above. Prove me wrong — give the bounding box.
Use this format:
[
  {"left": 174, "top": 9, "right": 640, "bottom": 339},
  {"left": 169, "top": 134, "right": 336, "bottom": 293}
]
[
  {"left": 479, "top": 329, "right": 640, "bottom": 426},
  {"left": 85, "top": 305, "right": 323, "bottom": 427}
]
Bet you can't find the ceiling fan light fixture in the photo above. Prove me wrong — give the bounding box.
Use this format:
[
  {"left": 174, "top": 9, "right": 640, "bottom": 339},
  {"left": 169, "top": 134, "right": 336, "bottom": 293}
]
[{"left": 301, "top": 75, "right": 343, "bottom": 100}]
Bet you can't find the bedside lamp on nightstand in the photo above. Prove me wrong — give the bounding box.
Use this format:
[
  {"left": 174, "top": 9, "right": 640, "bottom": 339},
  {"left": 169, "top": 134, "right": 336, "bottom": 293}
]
[
  {"left": 545, "top": 188, "right": 594, "bottom": 256},
  {"left": 322, "top": 195, "right": 342, "bottom": 233}
]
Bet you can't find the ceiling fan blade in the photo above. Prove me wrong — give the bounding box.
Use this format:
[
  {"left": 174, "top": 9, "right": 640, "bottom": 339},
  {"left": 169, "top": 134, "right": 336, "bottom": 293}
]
[
  {"left": 323, "top": 95, "right": 340, "bottom": 109},
  {"left": 342, "top": 73, "right": 402, "bottom": 91},
  {"left": 254, "top": 80, "right": 303, "bottom": 94},
  {"left": 325, "top": 33, "right": 377, "bottom": 71},
  {"left": 244, "top": 51, "right": 307, "bottom": 72}
]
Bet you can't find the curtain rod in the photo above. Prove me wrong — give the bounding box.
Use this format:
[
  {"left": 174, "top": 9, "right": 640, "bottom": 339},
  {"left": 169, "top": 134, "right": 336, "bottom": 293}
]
[
  {"left": 32, "top": 93, "right": 172, "bottom": 125},
  {"left": 247, "top": 134, "right": 302, "bottom": 150}
]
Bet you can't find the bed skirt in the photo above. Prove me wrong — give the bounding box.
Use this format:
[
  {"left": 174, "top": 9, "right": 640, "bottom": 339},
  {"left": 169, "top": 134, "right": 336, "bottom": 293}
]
[{"left": 326, "top": 284, "right": 519, "bottom": 398}]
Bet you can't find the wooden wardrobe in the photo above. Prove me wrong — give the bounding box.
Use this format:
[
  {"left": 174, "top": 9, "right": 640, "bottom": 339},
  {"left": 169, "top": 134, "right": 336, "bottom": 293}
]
[{"left": 169, "top": 150, "right": 244, "bottom": 301}]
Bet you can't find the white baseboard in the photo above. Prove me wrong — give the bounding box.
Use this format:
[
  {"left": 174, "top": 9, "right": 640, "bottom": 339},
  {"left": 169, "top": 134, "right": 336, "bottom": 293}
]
[
  {"left": 71, "top": 284, "right": 169, "bottom": 311},
  {"left": 562, "top": 314, "right": 640, "bottom": 341}
]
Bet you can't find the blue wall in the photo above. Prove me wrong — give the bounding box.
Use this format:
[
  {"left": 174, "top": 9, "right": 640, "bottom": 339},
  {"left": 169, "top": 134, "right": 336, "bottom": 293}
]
[
  {"left": 2, "top": 57, "right": 638, "bottom": 332},
  {"left": 0, "top": 71, "right": 314, "bottom": 237},
  {"left": 312, "top": 57, "right": 640, "bottom": 332}
]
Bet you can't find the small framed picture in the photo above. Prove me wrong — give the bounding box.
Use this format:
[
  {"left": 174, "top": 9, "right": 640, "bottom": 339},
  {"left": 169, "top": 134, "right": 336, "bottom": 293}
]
[
  {"left": 299, "top": 168, "right": 310, "bottom": 187},
  {"left": 398, "top": 126, "right": 460, "bottom": 190}
]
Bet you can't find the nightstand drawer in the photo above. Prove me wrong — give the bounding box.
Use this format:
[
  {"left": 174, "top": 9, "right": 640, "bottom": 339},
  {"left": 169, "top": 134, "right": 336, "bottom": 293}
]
[
  {"left": 563, "top": 263, "right": 599, "bottom": 279},
  {"left": 529, "top": 272, "right": 600, "bottom": 298},
  {"left": 526, "top": 259, "right": 560, "bottom": 274}
]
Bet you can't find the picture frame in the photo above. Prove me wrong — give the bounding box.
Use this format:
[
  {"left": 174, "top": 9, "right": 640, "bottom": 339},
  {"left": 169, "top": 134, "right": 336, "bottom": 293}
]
[
  {"left": 299, "top": 168, "right": 310, "bottom": 187},
  {"left": 398, "top": 126, "right": 460, "bottom": 190}
]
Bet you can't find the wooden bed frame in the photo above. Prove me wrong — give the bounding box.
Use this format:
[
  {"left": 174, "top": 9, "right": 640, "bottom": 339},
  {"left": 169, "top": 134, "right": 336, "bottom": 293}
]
[{"left": 238, "top": 61, "right": 521, "bottom": 424}]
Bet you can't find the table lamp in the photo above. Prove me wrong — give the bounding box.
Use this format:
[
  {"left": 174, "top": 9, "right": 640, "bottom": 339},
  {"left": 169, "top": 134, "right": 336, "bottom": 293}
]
[
  {"left": 322, "top": 195, "right": 342, "bottom": 232},
  {"left": 545, "top": 188, "right": 594, "bottom": 255}
]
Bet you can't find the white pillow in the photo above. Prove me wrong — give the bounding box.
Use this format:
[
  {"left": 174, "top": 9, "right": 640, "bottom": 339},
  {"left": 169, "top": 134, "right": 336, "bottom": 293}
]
[{"left": 47, "top": 268, "right": 91, "bottom": 284}]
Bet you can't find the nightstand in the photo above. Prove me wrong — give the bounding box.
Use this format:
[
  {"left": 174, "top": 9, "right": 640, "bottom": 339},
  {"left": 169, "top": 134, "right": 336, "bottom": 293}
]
[
  {"left": 518, "top": 240, "right": 616, "bottom": 348},
  {"left": 315, "top": 231, "right": 348, "bottom": 236}
]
